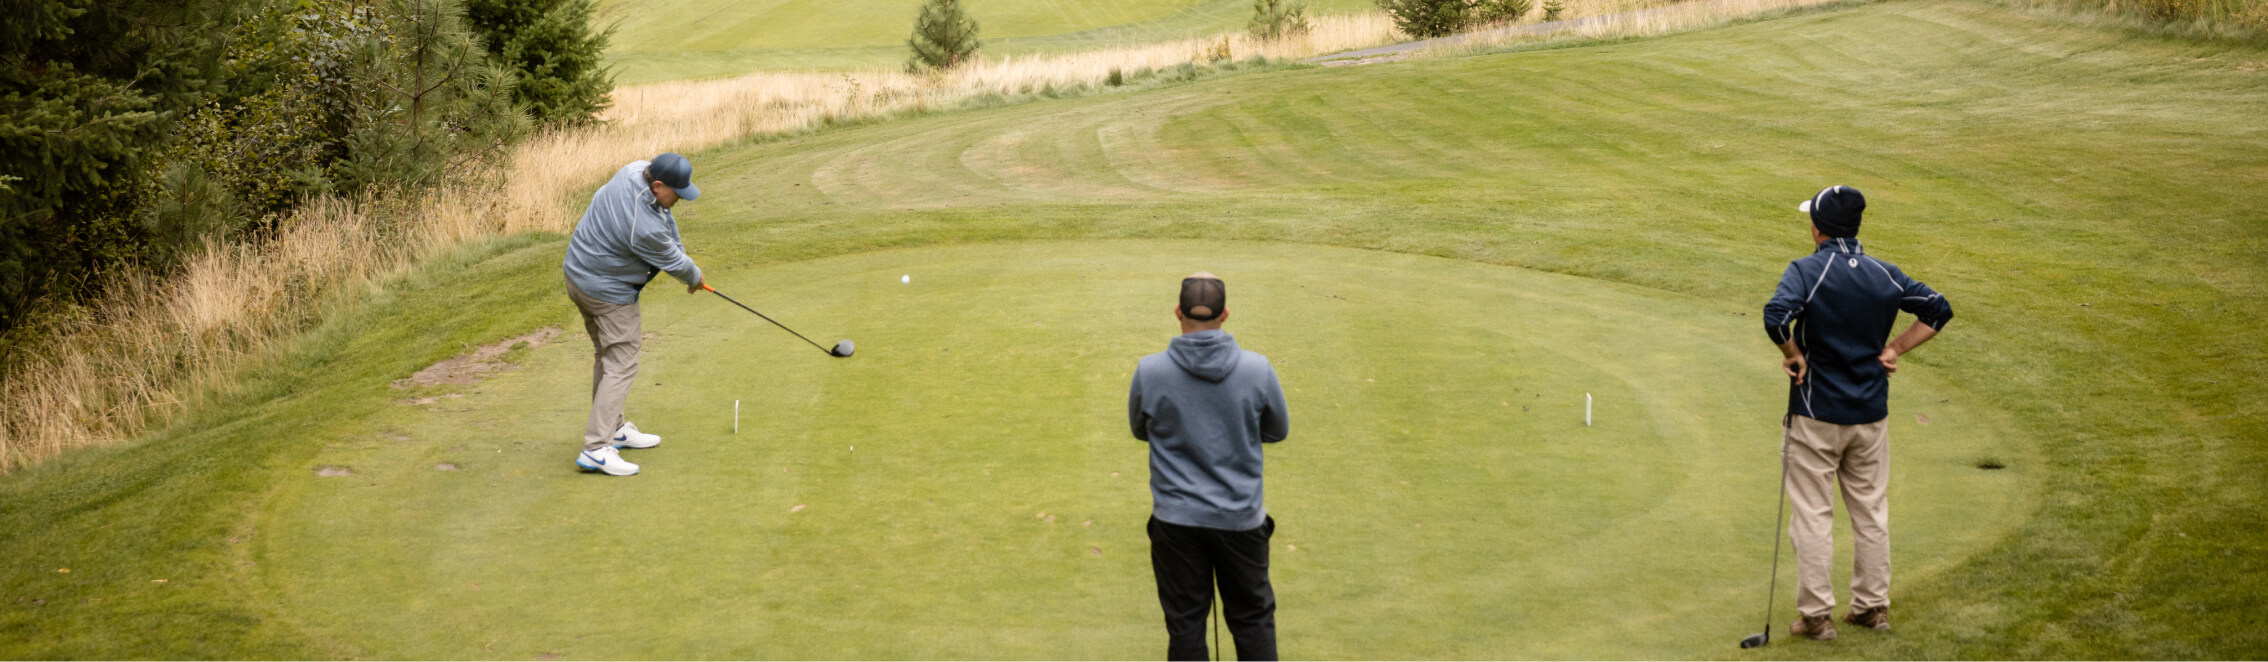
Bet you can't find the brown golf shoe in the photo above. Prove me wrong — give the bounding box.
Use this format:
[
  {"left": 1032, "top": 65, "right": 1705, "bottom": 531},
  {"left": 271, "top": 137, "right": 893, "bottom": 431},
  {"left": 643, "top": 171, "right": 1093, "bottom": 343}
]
[
  {"left": 1844, "top": 606, "right": 1891, "bottom": 631},
  {"left": 1790, "top": 614, "right": 1839, "bottom": 641}
]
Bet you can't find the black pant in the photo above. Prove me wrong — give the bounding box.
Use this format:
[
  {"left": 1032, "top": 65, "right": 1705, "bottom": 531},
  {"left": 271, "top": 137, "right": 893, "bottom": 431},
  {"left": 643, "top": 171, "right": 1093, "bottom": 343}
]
[{"left": 1149, "top": 515, "right": 1278, "bottom": 661}]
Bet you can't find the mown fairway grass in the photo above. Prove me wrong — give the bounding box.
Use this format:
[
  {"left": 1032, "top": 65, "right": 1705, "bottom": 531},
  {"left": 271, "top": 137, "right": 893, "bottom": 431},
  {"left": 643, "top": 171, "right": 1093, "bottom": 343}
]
[
  {"left": 3, "top": 0, "right": 2265, "bottom": 658},
  {"left": 599, "top": 0, "right": 1378, "bottom": 81}
]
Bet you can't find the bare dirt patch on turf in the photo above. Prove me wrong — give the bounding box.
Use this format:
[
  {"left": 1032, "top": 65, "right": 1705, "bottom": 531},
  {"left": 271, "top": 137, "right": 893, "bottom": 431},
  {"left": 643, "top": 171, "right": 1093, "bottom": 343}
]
[{"left": 392, "top": 328, "right": 561, "bottom": 390}]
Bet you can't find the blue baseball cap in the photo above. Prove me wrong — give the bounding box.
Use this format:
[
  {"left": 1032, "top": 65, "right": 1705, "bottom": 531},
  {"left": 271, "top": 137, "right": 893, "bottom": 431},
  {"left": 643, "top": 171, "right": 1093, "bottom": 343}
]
[{"left": 648, "top": 152, "right": 700, "bottom": 201}]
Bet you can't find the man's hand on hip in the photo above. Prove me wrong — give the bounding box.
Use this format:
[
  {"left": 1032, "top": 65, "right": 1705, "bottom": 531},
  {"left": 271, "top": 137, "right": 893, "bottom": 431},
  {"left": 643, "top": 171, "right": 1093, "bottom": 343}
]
[
  {"left": 1880, "top": 320, "right": 1940, "bottom": 374},
  {"left": 1777, "top": 339, "right": 1808, "bottom": 384}
]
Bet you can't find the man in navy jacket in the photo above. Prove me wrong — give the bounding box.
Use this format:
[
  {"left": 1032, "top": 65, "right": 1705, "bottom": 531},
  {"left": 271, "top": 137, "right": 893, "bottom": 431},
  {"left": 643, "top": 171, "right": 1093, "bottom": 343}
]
[{"left": 1762, "top": 185, "right": 1953, "bottom": 640}]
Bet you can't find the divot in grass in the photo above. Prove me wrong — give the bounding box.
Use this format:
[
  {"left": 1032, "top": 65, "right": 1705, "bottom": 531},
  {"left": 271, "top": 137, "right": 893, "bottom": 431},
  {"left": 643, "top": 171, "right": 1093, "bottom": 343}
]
[{"left": 390, "top": 328, "right": 560, "bottom": 389}]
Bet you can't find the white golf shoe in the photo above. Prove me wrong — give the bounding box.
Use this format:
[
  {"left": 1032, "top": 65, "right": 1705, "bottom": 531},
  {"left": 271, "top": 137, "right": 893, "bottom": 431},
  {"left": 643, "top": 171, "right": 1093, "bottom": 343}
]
[
  {"left": 610, "top": 421, "right": 661, "bottom": 449},
  {"left": 576, "top": 446, "right": 639, "bottom": 476}
]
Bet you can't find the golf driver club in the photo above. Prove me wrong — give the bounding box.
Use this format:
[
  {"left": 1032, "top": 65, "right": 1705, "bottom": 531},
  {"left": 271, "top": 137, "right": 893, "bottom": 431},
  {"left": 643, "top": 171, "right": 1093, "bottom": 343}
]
[
  {"left": 702, "top": 284, "right": 854, "bottom": 357},
  {"left": 1739, "top": 434, "right": 1793, "bottom": 649}
]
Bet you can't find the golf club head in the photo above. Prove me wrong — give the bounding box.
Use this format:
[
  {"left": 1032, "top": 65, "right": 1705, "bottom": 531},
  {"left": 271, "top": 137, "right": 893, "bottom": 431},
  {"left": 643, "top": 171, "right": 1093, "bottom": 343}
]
[
  {"left": 1739, "top": 633, "right": 1768, "bottom": 649},
  {"left": 832, "top": 339, "right": 855, "bottom": 357}
]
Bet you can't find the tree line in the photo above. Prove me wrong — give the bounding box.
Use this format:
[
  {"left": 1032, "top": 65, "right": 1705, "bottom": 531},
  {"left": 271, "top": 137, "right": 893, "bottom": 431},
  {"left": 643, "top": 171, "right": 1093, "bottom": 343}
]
[{"left": 0, "top": 0, "right": 613, "bottom": 347}]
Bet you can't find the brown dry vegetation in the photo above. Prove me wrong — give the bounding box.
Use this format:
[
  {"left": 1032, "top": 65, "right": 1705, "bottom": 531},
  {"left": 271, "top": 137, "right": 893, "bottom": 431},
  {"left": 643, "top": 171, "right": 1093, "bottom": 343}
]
[
  {"left": 1418, "top": 0, "right": 1867, "bottom": 55},
  {"left": 1997, "top": 0, "right": 2268, "bottom": 34}
]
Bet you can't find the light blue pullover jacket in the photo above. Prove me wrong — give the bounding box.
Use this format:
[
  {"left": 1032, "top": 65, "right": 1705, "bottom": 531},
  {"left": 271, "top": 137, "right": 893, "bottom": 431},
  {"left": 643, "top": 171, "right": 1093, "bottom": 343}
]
[
  {"left": 562, "top": 161, "right": 702, "bottom": 304},
  {"left": 1129, "top": 330, "right": 1290, "bottom": 531}
]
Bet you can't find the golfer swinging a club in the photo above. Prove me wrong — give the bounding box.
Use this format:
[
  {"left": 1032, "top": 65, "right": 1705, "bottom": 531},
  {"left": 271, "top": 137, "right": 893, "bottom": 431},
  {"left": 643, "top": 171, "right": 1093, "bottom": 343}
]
[
  {"left": 1128, "top": 272, "right": 1289, "bottom": 661},
  {"left": 1761, "top": 185, "right": 1953, "bottom": 639},
  {"left": 561, "top": 152, "right": 705, "bottom": 476}
]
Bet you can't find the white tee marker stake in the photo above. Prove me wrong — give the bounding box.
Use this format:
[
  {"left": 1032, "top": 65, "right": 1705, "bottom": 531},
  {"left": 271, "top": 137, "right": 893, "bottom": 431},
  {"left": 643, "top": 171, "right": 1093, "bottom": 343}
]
[{"left": 1586, "top": 393, "right": 1593, "bottom": 427}]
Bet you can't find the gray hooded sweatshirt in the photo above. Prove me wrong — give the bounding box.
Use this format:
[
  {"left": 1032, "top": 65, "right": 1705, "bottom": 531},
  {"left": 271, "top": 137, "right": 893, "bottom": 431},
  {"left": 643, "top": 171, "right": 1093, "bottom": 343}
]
[{"left": 1128, "top": 329, "right": 1290, "bottom": 531}]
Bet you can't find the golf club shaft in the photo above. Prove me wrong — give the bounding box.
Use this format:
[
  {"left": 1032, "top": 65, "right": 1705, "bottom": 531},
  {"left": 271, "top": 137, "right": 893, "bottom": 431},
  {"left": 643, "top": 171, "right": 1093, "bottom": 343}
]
[
  {"left": 1762, "top": 430, "right": 1791, "bottom": 641},
  {"left": 1212, "top": 588, "right": 1221, "bottom": 662},
  {"left": 703, "top": 285, "right": 834, "bottom": 355}
]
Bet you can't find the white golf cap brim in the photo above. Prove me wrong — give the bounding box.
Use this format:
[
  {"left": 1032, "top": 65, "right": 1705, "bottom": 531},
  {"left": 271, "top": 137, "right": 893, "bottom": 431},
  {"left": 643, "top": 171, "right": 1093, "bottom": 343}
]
[{"left": 1798, "top": 198, "right": 1815, "bottom": 214}]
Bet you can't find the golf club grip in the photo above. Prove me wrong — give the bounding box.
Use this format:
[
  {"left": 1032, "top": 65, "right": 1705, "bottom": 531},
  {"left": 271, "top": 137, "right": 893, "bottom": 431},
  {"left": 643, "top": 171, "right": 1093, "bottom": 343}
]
[{"left": 706, "top": 287, "right": 833, "bottom": 354}]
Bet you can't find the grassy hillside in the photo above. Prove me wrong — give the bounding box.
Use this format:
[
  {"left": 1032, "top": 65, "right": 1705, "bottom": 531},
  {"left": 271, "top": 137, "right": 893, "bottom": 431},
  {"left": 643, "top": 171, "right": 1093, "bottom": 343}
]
[
  {"left": 598, "top": 0, "right": 1379, "bottom": 81},
  {"left": 3, "top": 0, "right": 2264, "bottom": 658}
]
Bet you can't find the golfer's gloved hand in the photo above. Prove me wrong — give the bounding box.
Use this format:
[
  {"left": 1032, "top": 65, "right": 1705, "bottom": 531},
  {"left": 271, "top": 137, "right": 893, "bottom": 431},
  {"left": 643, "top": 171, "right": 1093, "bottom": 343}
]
[{"left": 689, "top": 274, "right": 706, "bottom": 294}]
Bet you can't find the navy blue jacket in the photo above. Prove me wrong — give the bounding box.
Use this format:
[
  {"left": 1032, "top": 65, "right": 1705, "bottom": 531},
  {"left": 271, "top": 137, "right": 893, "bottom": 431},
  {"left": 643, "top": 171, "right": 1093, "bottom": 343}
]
[{"left": 1763, "top": 238, "right": 1953, "bottom": 425}]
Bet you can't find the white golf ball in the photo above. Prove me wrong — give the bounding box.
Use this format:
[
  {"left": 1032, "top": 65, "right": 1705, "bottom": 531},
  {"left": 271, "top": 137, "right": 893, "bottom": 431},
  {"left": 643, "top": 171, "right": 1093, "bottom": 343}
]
[{"left": 901, "top": 274, "right": 910, "bottom": 284}]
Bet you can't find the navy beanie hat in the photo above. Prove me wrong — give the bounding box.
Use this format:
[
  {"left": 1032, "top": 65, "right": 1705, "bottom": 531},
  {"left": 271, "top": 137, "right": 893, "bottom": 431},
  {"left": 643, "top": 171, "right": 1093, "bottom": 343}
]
[{"left": 1799, "top": 185, "right": 1864, "bottom": 238}]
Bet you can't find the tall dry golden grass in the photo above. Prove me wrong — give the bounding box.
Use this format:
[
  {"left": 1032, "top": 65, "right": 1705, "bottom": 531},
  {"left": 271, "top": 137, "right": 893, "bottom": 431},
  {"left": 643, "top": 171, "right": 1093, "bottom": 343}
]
[
  {"left": 1377, "top": 0, "right": 1861, "bottom": 60},
  {"left": 0, "top": 0, "right": 1837, "bottom": 472}
]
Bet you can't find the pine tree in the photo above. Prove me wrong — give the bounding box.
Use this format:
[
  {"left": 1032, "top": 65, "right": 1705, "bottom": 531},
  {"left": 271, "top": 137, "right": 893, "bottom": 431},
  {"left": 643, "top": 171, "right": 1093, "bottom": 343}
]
[
  {"left": 1249, "top": 0, "right": 1314, "bottom": 40},
  {"left": 464, "top": 0, "right": 616, "bottom": 126},
  {"left": 0, "top": 0, "right": 242, "bottom": 332},
  {"left": 1543, "top": 0, "right": 1566, "bottom": 21},
  {"left": 0, "top": 0, "right": 533, "bottom": 339},
  {"left": 328, "top": 0, "right": 531, "bottom": 193},
  {"left": 1474, "top": 0, "right": 1533, "bottom": 25},
  {"left": 907, "top": 0, "right": 981, "bottom": 72},
  {"left": 1375, "top": 0, "right": 1469, "bottom": 38}
]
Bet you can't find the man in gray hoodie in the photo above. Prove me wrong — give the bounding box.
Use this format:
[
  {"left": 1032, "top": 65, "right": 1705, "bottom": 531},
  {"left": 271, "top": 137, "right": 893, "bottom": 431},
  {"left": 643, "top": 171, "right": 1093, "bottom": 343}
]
[
  {"left": 561, "top": 153, "right": 705, "bottom": 477},
  {"left": 1128, "top": 272, "right": 1290, "bottom": 661}
]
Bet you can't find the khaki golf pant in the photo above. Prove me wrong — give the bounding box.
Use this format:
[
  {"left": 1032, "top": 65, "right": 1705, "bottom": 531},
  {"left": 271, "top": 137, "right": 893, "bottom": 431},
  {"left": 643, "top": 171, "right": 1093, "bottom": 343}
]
[
  {"left": 1784, "top": 415, "right": 1891, "bottom": 618},
  {"left": 566, "top": 278, "right": 641, "bottom": 452}
]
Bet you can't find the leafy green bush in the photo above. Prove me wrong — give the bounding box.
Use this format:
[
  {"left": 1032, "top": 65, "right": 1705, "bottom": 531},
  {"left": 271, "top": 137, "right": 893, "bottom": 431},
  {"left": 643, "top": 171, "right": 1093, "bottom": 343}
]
[
  {"left": 1250, "top": 0, "right": 1315, "bottom": 40},
  {"left": 1543, "top": 0, "right": 1566, "bottom": 21},
  {"left": 908, "top": 0, "right": 982, "bottom": 72}
]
